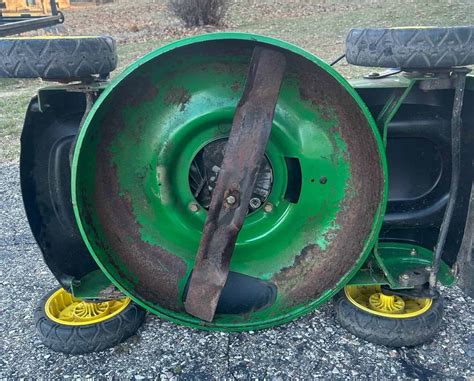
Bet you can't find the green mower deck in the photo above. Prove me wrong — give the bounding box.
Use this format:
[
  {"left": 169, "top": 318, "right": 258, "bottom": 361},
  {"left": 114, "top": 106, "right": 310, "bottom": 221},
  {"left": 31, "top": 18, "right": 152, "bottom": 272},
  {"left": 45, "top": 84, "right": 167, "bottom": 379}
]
[{"left": 71, "top": 33, "right": 387, "bottom": 330}]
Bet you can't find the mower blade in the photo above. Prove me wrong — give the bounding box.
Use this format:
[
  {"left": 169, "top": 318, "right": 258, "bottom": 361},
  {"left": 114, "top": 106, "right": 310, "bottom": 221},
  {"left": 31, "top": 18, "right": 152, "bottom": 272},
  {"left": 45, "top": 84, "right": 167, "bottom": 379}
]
[{"left": 184, "top": 47, "right": 286, "bottom": 322}]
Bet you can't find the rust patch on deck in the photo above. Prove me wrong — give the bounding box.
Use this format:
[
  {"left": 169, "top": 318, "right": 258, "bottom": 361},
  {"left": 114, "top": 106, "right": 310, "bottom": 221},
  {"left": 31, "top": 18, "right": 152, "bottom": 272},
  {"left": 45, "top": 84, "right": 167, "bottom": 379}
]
[
  {"left": 272, "top": 56, "right": 384, "bottom": 307},
  {"left": 84, "top": 80, "right": 187, "bottom": 312}
]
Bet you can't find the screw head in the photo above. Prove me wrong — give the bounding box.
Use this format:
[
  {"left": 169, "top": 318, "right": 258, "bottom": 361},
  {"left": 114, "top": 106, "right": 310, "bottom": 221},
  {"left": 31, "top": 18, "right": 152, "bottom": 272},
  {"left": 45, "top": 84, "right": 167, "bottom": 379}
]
[
  {"left": 410, "top": 248, "right": 417, "bottom": 256},
  {"left": 226, "top": 195, "right": 236, "bottom": 205},
  {"left": 400, "top": 273, "right": 410, "bottom": 281},
  {"left": 188, "top": 202, "right": 199, "bottom": 212},
  {"left": 249, "top": 197, "right": 262, "bottom": 209},
  {"left": 425, "top": 266, "right": 433, "bottom": 272},
  {"left": 264, "top": 203, "right": 273, "bottom": 213}
]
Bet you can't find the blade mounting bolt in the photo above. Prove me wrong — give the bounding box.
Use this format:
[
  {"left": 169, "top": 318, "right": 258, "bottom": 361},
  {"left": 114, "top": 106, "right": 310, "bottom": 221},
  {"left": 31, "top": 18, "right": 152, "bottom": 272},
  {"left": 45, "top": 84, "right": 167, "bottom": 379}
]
[
  {"left": 226, "top": 195, "right": 236, "bottom": 205},
  {"left": 188, "top": 202, "right": 200, "bottom": 212},
  {"left": 249, "top": 197, "right": 262, "bottom": 209},
  {"left": 264, "top": 203, "right": 273, "bottom": 213}
]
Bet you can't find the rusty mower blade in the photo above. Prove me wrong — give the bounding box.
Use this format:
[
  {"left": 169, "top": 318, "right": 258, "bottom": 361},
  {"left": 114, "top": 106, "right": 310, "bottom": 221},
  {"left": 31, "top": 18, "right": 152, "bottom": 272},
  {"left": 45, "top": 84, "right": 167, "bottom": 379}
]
[{"left": 184, "top": 47, "right": 286, "bottom": 322}]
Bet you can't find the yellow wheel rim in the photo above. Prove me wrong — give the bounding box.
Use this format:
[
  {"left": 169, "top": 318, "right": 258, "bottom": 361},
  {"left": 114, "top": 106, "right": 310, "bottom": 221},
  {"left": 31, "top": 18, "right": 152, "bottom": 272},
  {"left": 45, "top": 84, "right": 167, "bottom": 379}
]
[
  {"left": 344, "top": 285, "right": 432, "bottom": 318},
  {"left": 45, "top": 288, "right": 130, "bottom": 326}
]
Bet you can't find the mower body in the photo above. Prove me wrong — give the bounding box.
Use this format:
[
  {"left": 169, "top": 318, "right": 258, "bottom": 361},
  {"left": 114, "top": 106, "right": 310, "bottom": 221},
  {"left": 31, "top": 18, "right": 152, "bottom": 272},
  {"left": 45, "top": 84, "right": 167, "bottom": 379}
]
[{"left": 19, "top": 34, "right": 474, "bottom": 331}]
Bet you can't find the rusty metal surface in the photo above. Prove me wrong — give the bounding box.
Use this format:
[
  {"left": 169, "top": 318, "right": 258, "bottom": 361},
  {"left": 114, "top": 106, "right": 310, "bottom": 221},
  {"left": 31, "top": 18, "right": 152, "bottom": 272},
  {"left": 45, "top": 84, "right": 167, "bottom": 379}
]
[
  {"left": 272, "top": 56, "right": 385, "bottom": 307},
  {"left": 184, "top": 47, "right": 287, "bottom": 322},
  {"left": 87, "top": 75, "right": 188, "bottom": 312},
  {"left": 73, "top": 37, "right": 386, "bottom": 329}
]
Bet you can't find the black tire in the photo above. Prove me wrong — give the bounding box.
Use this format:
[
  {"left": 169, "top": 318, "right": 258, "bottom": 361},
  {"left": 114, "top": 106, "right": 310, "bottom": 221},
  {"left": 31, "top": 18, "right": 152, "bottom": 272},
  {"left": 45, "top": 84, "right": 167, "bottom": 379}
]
[
  {"left": 0, "top": 36, "right": 117, "bottom": 80},
  {"left": 334, "top": 291, "right": 444, "bottom": 347},
  {"left": 35, "top": 288, "right": 146, "bottom": 354},
  {"left": 346, "top": 26, "right": 474, "bottom": 69}
]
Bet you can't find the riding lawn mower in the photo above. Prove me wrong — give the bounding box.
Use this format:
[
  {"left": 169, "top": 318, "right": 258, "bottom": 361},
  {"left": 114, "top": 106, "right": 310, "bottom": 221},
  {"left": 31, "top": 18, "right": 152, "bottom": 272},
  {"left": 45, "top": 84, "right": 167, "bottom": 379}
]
[{"left": 0, "top": 26, "right": 473, "bottom": 354}]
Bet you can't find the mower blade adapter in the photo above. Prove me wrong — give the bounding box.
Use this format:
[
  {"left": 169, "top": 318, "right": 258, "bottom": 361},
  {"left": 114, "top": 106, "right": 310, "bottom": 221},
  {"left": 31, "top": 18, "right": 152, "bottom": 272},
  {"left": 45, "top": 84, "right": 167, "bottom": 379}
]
[{"left": 184, "top": 47, "right": 286, "bottom": 322}]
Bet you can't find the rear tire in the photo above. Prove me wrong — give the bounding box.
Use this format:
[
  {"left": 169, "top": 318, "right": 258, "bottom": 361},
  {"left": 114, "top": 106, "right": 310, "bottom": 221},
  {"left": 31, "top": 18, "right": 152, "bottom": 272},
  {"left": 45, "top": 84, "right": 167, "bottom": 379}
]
[
  {"left": 35, "top": 287, "right": 146, "bottom": 354},
  {"left": 334, "top": 286, "right": 444, "bottom": 347},
  {"left": 0, "top": 36, "right": 117, "bottom": 81},
  {"left": 345, "top": 26, "right": 474, "bottom": 69}
]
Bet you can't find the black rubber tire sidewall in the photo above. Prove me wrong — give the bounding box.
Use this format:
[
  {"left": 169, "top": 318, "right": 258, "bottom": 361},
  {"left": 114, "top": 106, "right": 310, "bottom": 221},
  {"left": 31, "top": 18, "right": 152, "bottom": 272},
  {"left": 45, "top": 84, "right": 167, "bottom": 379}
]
[
  {"left": 334, "top": 291, "right": 444, "bottom": 347},
  {"left": 0, "top": 36, "right": 117, "bottom": 80},
  {"left": 35, "top": 288, "right": 146, "bottom": 354},
  {"left": 346, "top": 26, "right": 474, "bottom": 69}
]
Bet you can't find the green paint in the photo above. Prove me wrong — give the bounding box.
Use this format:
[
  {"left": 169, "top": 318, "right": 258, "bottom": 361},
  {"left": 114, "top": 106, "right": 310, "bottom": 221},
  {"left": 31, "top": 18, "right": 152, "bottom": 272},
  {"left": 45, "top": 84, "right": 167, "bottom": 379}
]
[
  {"left": 349, "top": 242, "right": 455, "bottom": 288},
  {"left": 375, "top": 81, "right": 416, "bottom": 147},
  {"left": 375, "top": 242, "right": 455, "bottom": 288},
  {"left": 349, "top": 242, "right": 455, "bottom": 287},
  {"left": 71, "top": 33, "right": 388, "bottom": 331},
  {"left": 70, "top": 269, "right": 113, "bottom": 299},
  {"left": 350, "top": 76, "right": 413, "bottom": 89}
]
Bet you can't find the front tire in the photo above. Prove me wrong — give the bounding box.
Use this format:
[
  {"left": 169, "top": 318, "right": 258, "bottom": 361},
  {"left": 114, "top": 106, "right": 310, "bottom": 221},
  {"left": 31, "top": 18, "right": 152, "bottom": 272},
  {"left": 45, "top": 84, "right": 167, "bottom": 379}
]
[
  {"left": 35, "top": 287, "right": 146, "bottom": 354},
  {"left": 334, "top": 285, "right": 443, "bottom": 347}
]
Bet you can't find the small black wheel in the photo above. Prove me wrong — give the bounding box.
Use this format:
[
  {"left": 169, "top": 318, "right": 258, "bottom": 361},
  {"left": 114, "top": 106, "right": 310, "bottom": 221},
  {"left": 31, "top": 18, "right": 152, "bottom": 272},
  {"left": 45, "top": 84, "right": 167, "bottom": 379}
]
[
  {"left": 334, "top": 285, "right": 444, "bottom": 347},
  {"left": 0, "top": 36, "right": 117, "bottom": 81},
  {"left": 345, "top": 26, "right": 474, "bottom": 69},
  {"left": 35, "top": 287, "right": 146, "bottom": 354}
]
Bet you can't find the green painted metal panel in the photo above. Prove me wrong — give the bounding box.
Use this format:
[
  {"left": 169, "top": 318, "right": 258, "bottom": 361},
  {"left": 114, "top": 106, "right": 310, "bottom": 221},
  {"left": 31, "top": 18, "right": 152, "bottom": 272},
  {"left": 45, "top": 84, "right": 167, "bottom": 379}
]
[
  {"left": 349, "top": 243, "right": 455, "bottom": 287},
  {"left": 71, "top": 33, "right": 388, "bottom": 331}
]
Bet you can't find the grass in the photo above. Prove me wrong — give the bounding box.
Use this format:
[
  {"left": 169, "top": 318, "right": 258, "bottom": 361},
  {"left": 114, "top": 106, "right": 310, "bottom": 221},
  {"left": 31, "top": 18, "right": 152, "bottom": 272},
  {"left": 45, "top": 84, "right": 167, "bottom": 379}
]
[
  {"left": 0, "top": 0, "right": 473, "bottom": 162},
  {"left": 0, "top": 78, "right": 42, "bottom": 162}
]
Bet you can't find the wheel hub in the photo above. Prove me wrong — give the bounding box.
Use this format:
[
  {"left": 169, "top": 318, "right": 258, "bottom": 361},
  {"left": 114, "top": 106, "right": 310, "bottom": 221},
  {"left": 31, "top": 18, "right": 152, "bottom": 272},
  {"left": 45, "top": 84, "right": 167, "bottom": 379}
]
[
  {"left": 45, "top": 288, "right": 130, "bottom": 325},
  {"left": 344, "top": 285, "right": 433, "bottom": 318},
  {"left": 369, "top": 292, "right": 405, "bottom": 314},
  {"left": 72, "top": 301, "right": 110, "bottom": 322}
]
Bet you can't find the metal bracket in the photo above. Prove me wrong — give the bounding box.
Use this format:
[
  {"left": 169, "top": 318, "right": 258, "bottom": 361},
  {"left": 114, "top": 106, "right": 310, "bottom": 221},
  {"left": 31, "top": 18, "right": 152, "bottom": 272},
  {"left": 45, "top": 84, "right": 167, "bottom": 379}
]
[
  {"left": 37, "top": 82, "right": 107, "bottom": 113},
  {"left": 398, "top": 266, "right": 431, "bottom": 287},
  {"left": 70, "top": 269, "right": 122, "bottom": 301},
  {"left": 375, "top": 80, "right": 416, "bottom": 147},
  {"left": 429, "top": 67, "right": 472, "bottom": 288},
  {"left": 381, "top": 285, "right": 440, "bottom": 299},
  {"left": 364, "top": 68, "right": 402, "bottom": 79},
  {"left": 349, "top": 242, "right": 455, "bottom": 289}
]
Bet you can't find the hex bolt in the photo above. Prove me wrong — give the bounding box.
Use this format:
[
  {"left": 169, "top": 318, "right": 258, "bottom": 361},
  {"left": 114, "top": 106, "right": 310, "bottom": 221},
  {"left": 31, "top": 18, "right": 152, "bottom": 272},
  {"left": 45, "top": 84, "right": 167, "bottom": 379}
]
[
  {"left": 226, "top": 195, "right": 236, "bottom": 205},
  {"left": 410, "top": 248, "right": 417, "bottom": 256},
  {"left": 425, "top": 266, "right": 433, "bottom": 272},
  {"left": 249, "top": 197, "right": 262, "bottom": 209},
  {"left": 264, "top": 203, "right": 273, "bottom": 213},
  {"left": 188, "top": 203, "right": 200, "bottom": 212}
]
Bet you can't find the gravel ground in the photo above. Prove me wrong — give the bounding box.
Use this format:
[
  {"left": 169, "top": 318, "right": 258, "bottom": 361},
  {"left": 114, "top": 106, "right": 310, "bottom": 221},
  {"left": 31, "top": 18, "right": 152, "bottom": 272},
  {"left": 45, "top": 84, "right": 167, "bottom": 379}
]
[{"left": 0, "top": 162, "right": 473, "bottom": 379}]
